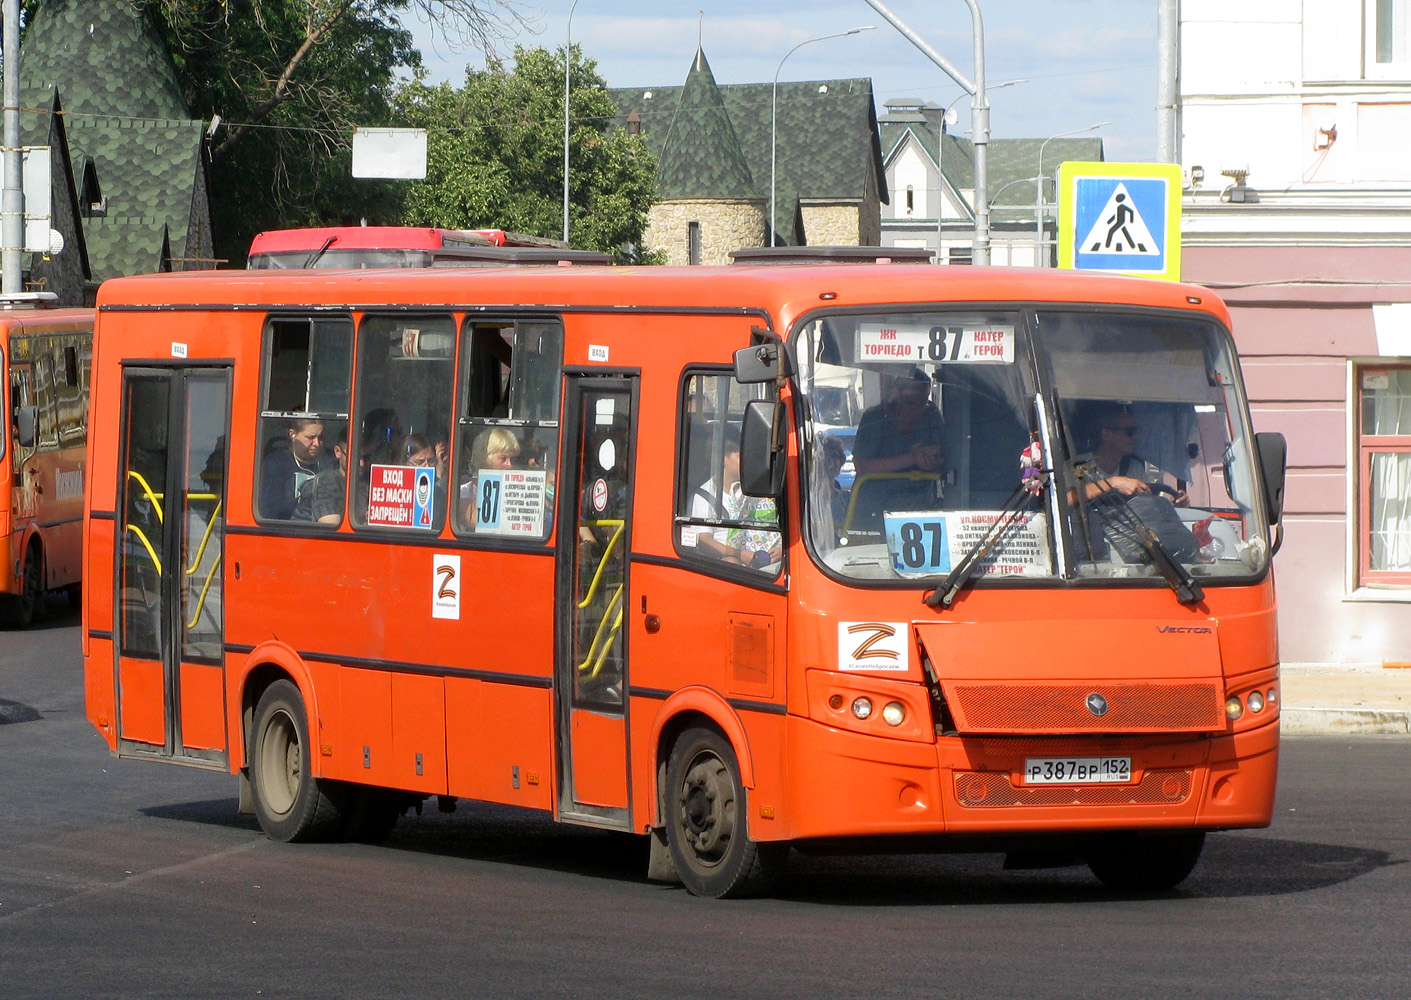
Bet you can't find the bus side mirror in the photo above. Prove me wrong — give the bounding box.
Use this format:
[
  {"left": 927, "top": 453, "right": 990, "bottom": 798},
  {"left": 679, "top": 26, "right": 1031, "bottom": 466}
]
[
  {"left": 733, "top": 343, "right": 791, "bottom": 384},
  {"left": 15, "top": 405, "right": 38, "bottom": 448},
  {"left": 1255, "top": 431, "right": 1286, "bottom": 524},
  {"left": 740, "top": 399, "right": 785, "bottom": 497}
]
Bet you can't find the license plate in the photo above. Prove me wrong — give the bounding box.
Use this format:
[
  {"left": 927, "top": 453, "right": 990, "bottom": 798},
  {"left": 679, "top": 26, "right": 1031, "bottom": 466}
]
[{"left": 1023, "top": 756, "right": 1131, "bottom": 785}]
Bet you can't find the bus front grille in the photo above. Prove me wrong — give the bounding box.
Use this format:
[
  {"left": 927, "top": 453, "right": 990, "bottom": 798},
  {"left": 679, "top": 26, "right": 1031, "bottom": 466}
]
[{"left": 953, "top": 767, "right": 1194, "bottom": 808}]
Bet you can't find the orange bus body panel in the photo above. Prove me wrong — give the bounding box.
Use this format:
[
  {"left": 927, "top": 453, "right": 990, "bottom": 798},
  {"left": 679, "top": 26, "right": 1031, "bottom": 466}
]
[{"left": 81, "top": 263, "right": 1275, "bottom": 865}]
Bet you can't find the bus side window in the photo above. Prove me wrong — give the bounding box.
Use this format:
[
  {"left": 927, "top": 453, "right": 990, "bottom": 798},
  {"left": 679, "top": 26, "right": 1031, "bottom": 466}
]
[
  {"left": 455, "top": 319, "right": 563, "bottom": 540},
  {"left": 675, "top": 370, "right": 783, "bottom": 574},
  {"left": 350, "top": 314, "right": 456, "bottom": 533},
  {"left": 255, "top": 315, "right": 352, "bottom": 525}
]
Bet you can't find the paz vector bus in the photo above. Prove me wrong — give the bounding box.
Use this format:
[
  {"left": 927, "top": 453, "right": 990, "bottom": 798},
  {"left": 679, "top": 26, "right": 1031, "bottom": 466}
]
[{"left": 81, "top": 255, "right": 1286, "bottom": 897}]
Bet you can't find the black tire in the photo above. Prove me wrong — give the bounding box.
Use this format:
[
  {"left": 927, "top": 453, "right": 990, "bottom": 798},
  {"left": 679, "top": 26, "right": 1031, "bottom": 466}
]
[
  {"left": 1086, "top": 830, "right": 1205, "bottom": 891},
  {"left": 248, "top": 680, "right": 347, "bottom": 842},
  {"left": 0, "top": 544, "right": 43, "bottom": 629},
  {"left": 340, "top": 786, "right": 402, "bottom": 844},
  {"left": 664, "top": 726, "right": 785, "bottom": 898}
]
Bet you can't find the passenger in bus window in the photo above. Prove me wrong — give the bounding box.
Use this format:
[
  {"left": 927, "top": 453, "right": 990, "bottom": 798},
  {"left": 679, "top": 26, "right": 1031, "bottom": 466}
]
[
  {"left": 406, "top": 433, "right": 446, "bottom": 523},
  {"left": 852, "top": 370, "right": 944, "bottom": 477},
  {"left": 687, "top": 442, "right": 779, "bottom": 569},
  {"left": 848, "top": 371, "right": 945, "bottom": 531},
  {"left": 260, "top": 418, "right": 322, "bottom": 520},
  {"left": 313, "top": 430, "right": 348, "bottom": 525},
  {"left": 459, "top": 426, "right": 520, "bottom": 525}
]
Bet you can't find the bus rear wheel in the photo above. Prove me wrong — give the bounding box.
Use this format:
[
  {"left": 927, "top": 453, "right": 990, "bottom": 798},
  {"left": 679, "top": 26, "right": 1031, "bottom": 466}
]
[
  {"left": 0, "top": 544, "right": 43, "bottom": 629},
  {"left": 249, "top": 680, "right": 346, "bottom": 842},
  {"left": 665, "top": 727, "right": 785, "bottom": 898},
  {"left": 1086, "top": 830, "right": 1205, "bottom": 891}
]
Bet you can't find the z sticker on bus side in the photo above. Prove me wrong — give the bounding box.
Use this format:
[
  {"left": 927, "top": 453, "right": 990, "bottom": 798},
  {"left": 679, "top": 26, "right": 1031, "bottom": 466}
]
[{"left": 838, "top": 622, "right": 910, "bottom": 672}]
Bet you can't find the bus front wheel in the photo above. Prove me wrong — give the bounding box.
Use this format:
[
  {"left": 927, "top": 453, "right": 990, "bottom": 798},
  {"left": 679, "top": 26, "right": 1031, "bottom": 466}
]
[
  {"left": 1086, "top": 830, "right": 1205, "bottom": 891},
  {"left": 664, "top": 726, "right": 785, "bottom": 898},
  {"left": 249, "top": 680, "right": 346, "bottom": 842},
  {"left": 0, "top": 543, "right": 43, "bottom": 629}
]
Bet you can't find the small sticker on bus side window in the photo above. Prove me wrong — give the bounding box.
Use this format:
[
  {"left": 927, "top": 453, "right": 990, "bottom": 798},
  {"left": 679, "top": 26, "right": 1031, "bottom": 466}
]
[
  {"left": 838, "top": 622, "right": 910, "bottom": 672},
  {"left": 172, "top": 342, "right": 188, "bottom": 358},
  {"left": 588, "top": 345, "right": 609, "bottom": 363},
  {"left": 595, "top": 398, "right": 615, "bottom": 424}
]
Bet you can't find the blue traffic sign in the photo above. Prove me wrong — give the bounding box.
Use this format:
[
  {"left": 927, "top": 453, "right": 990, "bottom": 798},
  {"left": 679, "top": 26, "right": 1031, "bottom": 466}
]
[{"left": 1058, "top": 162, "right": 1182, "bottom": 281}]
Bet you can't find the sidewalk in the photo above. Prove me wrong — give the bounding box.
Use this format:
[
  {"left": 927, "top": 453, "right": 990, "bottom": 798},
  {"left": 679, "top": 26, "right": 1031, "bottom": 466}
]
[{"left": 1280, "top": 663, "right": 1411, "bottom": 735}]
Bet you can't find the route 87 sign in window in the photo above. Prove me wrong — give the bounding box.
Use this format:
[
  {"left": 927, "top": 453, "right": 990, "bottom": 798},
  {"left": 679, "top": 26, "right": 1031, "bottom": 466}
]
[
  {"left": 883, "top": 510, "right": 1051, "bottom": 578},
  {"left": 857, "top": 320, "right": 1014, "bottom": 365}
]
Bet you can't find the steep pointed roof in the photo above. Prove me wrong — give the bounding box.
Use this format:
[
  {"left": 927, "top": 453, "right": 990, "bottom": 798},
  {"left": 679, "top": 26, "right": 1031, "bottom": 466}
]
[
  {"left": 18, "top": 0, "right": 211, "bottom": 279},
  {"left": 654, "top": 48, "right": 759, "bottom": 201},
  {"left": 19, "top": 0, "right": 188, "bottom": 121}
]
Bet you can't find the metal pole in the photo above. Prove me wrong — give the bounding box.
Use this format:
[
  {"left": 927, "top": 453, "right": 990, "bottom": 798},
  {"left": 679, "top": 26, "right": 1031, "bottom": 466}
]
[
  {"left": 937, "top": 79, "right": 1022, "bottom": 265},
  {"left": 1156, "top": 0, "right": 1179, "bottom": 164},
  {"left": 865, "top": 0, "right": 990, "bottom": 264},
  {"left": 3, "top": 0, "right": 24, "bottom": 294},
  {"left": 770, "top": 27, "right": 874, "bottom": 247},
  {"left": 1034, "top": 122, "right": 1108, "bottom": 267},
  {"left": 563, "top": 0, "right": 582, "bottom": 245}
]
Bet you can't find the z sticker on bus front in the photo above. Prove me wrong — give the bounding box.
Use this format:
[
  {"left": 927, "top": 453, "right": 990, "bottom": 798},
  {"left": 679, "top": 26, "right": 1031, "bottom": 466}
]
[{"left": 838, "top": 622, "right": 910, "bottom": 672}]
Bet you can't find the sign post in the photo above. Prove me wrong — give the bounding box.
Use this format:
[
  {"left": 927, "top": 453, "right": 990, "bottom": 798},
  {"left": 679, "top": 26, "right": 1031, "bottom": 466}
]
[{"left": 1057, "top": 161, "right": 1182, "bottom": 281}]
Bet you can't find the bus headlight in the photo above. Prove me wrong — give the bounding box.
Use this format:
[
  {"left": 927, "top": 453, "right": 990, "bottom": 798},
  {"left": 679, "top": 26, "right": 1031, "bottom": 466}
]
[
  {"left": 1247, "top": 691, "right": 1265, "bottom": 714},
  {"left": 1225, "top": 695, "right": 1244, "bottom": 720},
  {"left": 881, "top": 701, "right": 906, "bottom": 727},
  {"left": 851, "top": 697, "right": 873, "bottom": 720}
]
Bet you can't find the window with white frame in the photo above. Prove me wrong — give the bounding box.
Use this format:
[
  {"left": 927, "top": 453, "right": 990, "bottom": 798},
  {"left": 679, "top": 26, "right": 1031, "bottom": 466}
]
[
  {"left": 1359, "top": 366, "right": 1411, "bottom": 583},
  {"left": 1367, "top": 0, "right": 1411, "bottom": 79}
]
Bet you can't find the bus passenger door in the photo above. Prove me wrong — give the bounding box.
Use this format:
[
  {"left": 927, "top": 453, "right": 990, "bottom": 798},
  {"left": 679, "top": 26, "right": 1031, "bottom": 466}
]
[
  {"left": 554, "top": 374, "right": 635, "bottom": 830},
  {"left": 114, "top": 367, "right": 231, "bottom": 767}
]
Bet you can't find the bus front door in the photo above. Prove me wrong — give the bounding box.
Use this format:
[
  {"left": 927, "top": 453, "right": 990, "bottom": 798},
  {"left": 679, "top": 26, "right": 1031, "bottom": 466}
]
[
  {"left": 114, "top": 367, "right": 231, "bottom": 766},
  {"left": 555, "top": 374, "right": 636, "bottom": 829}
]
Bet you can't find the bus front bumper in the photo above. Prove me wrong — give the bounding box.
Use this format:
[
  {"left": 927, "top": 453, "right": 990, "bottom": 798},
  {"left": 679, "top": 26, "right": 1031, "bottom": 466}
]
[{"left": 780, "top": 713, "right": 1278, "bottom": 843}]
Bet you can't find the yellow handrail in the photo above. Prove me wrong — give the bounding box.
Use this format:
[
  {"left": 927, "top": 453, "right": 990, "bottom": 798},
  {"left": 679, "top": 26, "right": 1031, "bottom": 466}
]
[
  {"left": 577, "top": 583, "right": 624, "bottom": 678},
  {"left": 125, "top": 524, "right": 161, "bottom": 574},
  {"left": 575, "top": 519, "right": 625, "bottom": 610},
  {"left": 184, "top": 498, "right": 223, "bottom": 575},
  {"left": 126, "top": 470, "right": 164, "bottom": 524},
  {"left": 186, "top": 553, "right": 222, "bottom": 630}
]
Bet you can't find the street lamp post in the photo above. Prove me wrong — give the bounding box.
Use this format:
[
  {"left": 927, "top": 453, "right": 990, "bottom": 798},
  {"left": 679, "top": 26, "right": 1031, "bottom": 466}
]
[
  {"left": 563, "top": 0, "right": 583, "bottom": 244},
  {"left": 866, "top": 0, "right": 992, "bottom": 263},
  {"left": 1034, "top": 121, "right": 1109, "bottom": 266},
  {"left": 769, "top": 26, "right": 874, "bottom": 246},
  {"left": 936, "top": 78, "right": 1024, "bottom": 265}
]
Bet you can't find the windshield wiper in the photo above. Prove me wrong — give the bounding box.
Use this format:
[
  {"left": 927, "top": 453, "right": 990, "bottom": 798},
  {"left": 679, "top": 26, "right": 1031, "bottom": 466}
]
[
  {"left": 1080, "top": 470, "right": 1205, "bottom": 605},
  {"left": 304, "top": 236, "right": 337, "bottom": 268},
  {"left": 924, "top": 480, "right": 1037, "bottom": 609}
]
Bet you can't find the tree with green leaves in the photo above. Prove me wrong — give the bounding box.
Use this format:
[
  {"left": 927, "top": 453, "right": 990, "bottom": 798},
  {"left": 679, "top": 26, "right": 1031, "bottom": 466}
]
[
  {"left": 131, "top": 0, "right": 529, "bottom": 263},
  {"left": 394, "top": 45, "right": 659, "bottom": 260}
]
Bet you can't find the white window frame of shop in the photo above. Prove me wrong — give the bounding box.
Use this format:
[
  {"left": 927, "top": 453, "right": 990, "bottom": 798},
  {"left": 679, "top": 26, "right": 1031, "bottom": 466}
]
[
  {"left": 1352, "top": 363, "right": 1411, "bottom": 591},
  {"left": 1367, "top": 0, "right": 1411, "bottom": 80}
]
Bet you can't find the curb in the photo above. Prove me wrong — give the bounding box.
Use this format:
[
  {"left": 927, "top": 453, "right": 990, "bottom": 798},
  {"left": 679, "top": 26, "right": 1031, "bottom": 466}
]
[{"left": 1280, "top": 707, "right": 1411, "bottom": 736}]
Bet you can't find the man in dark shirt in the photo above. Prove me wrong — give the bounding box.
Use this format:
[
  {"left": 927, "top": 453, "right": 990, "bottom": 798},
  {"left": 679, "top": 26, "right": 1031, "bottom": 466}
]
[{"left": 848, "top": 372, "right": 945, "bottom": 529}]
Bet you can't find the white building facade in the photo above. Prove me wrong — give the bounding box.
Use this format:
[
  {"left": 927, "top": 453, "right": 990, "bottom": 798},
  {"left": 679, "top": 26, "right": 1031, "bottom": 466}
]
[{"left": 1178, "top": 0, "right": 1411, "bottom": 666}]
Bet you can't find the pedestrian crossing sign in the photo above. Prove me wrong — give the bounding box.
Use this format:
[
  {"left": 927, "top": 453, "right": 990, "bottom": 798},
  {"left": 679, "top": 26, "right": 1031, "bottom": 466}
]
[{"left": 1057, "top": 161, "right": 1182, "bottom": 281}]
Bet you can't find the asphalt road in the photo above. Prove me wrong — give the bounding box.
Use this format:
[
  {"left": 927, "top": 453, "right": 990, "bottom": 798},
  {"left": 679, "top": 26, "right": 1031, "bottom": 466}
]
[{"left": 3, "top": 610, "right": 1408, "bottom": 999}]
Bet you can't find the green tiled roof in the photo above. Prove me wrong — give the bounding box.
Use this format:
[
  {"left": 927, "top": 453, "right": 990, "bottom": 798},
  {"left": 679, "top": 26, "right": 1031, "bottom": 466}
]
[
  {"left": 611, "top": 53, "right": 886, "bottom": 243},
  {"left": 18, "top": 0, "right": 207, "bottom": 279},
  {"left": 19, "top": 0, "right": 187, "bottom": 121},
  {"left": 653, "top": 49, "right": 757, "bottom": 201}
]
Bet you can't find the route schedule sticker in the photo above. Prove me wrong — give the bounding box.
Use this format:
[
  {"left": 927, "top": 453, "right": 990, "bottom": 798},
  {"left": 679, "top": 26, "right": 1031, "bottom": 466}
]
[
  {"left": 882, "top": 510, "right": 1051, "bottom": 577},
  {"left": 858, "top": 322, "right": 1014, "bottom": 364},
  {"left": 474, "top": 469, "right": 547, "bottom": 536}
]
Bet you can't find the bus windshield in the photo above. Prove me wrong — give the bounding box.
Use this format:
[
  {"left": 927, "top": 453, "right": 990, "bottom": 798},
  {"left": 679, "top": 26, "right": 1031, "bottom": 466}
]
[{"left": 796, "top": 308, "right": 1271, "bottom": 586}]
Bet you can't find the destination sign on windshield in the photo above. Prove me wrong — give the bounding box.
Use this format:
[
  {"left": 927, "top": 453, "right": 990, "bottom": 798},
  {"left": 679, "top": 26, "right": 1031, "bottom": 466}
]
[{"left": 857, "top": 322, "right": 1014, "bottom": 364}]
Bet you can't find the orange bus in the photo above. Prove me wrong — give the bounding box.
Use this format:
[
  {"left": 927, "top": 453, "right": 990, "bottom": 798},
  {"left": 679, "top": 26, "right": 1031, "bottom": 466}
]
[
  {"left": 3, "top": 300, "right": 91, "bottom": 627},
  {"left": 82, "top": 260, "right": 1287, "bottom": 897}
]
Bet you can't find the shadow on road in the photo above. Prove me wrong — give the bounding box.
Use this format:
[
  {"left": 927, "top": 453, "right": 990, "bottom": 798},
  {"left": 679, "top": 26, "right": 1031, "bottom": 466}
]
[{"left": 137, "top": 794, "right": 1398, "bottom": 903}]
